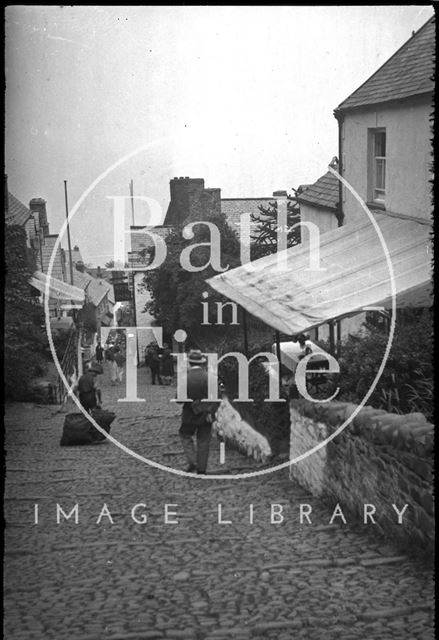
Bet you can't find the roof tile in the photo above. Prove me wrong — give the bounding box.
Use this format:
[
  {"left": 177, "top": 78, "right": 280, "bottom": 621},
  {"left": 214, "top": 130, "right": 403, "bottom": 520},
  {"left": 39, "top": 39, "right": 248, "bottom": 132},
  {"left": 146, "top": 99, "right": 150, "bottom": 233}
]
[
  {"left": 296, "top": 171, "right": 339, "bottom": 211},
  {"left": 336, "top": 17, "right": 435, "bottom": 112},
  {"left": 6, "top": 192, "right": 32, "bottom": 227}
]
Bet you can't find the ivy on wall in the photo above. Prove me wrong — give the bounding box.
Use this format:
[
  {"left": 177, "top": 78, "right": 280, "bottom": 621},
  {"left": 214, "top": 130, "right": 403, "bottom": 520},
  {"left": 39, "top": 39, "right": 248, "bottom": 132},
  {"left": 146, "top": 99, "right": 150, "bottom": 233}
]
[{"left": 4, "top": 225, "right": 47, "bottom": 400}]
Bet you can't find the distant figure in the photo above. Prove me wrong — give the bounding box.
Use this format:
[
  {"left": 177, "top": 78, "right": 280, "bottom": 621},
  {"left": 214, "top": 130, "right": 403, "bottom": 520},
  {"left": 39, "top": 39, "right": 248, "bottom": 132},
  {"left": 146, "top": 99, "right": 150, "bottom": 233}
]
[
  {"left": 160, "top": 343, "right": 174, "bottom": 385},
  {"left": 76, "top": 363, "right": 103, "bottom": 412},
  {"left": 104, "top": 344, "right": 114, "bottom": 363},
  {"left": 106, "top": 345, "right": 118, "bottom": 385},
  {"left": 177, "top": 349, "right": 218, "bottom": 475},
  {"left": 113, "top": 347, "right": 126, "bottom": 385},
  {"left": 145, "top": 343, "right": 162, "bottom": 385},
  {"left": 296, "top": 333, "right": 313, "bottom": 360},
  {"left": 95, "top": 341, "right": 104, "bottom": 363}
]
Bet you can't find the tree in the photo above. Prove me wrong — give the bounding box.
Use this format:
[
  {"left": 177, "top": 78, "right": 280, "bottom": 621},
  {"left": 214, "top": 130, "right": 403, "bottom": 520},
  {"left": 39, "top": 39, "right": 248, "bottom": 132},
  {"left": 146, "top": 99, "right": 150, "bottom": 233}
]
[
  {"left": 4, "top": 226, "right": 47, "bottom": 400},
  {"left": 142, "top": 211, "right": 242, "bottom": 340},
  {"left": 250, "top": 190, "right": 301, "bottom": 259},
  {"left": 105, "top": 259, "right": 130, "bottom": 269}
]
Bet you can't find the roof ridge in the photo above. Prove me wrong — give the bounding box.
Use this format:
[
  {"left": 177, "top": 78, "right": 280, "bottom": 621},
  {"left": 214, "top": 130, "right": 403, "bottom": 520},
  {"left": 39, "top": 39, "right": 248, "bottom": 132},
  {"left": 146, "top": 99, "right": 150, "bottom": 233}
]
[{"left": 221, "top": 197, "right": 275, "bottom": 201}]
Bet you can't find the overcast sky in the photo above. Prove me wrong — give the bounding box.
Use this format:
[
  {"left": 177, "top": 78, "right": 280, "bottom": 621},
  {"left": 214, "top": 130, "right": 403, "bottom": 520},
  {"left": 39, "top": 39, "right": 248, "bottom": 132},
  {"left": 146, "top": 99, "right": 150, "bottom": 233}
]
[{"left": 5, "top": 5, "right": 434, "bottom": 266}]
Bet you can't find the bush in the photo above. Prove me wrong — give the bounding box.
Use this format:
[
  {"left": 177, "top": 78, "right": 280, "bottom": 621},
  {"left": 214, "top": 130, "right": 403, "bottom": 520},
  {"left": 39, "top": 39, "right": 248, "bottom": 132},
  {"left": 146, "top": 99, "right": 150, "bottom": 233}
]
[
  {"left": 332, "top": 309, "right": 432, "bottom": 420},
  {"left": 4, "top": 226, "right": 48, "bottom": 401}
]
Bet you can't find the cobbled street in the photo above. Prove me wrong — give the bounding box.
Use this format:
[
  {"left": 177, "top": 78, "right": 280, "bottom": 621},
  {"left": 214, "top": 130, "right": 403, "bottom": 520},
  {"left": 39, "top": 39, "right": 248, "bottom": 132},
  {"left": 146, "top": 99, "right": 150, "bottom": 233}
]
[{"left": 4, "top": 365, "right": 434, "bottom": 640}]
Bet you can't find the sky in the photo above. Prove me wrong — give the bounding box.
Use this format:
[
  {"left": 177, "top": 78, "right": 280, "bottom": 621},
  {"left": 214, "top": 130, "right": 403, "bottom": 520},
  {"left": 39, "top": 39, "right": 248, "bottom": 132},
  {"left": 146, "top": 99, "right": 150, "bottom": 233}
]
[{"left": 5, "top": 5, "right": 434, "bottom": 266}]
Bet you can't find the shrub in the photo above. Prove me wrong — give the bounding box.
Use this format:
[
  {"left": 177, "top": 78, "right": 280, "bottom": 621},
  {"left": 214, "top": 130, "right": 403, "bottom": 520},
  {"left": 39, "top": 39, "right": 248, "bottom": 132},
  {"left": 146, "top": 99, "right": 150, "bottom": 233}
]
[
  {"left": 4, "top": 226, "right": 48, "bottom": 400},
  {"left": 332, "top": 309, "right": 432, "bottom": 420}
]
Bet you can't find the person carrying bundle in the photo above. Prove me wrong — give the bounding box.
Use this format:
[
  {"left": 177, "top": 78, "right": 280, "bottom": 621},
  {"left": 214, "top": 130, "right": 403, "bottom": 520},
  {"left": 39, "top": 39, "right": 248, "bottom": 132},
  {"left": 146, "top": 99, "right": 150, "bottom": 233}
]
[{"left": 76, "top": 363, "right": 103, "bottom": 412}]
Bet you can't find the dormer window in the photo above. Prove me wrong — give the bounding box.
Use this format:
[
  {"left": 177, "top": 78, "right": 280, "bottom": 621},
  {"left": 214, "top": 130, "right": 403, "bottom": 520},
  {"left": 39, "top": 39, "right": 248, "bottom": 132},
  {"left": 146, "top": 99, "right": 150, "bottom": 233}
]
[{"left": 369, "top": 128, "right": 386, "bottom": 205}]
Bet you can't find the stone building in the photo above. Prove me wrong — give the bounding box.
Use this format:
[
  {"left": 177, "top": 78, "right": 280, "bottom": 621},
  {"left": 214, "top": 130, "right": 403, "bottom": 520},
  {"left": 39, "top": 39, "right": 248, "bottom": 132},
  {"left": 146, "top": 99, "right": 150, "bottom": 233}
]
[{"left": 4, "top": 179, "right": 79, "bottom": 317}]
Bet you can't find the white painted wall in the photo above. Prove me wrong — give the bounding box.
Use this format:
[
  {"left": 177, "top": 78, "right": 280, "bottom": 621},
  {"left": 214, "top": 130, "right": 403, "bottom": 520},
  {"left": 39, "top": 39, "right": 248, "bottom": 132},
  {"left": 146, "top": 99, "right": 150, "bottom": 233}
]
[
  {"left": 342, "top": 98, "right": 432, "bottom": 225},
  {"left": 299, "top": 203, "right": 338, "bottom": 234}
]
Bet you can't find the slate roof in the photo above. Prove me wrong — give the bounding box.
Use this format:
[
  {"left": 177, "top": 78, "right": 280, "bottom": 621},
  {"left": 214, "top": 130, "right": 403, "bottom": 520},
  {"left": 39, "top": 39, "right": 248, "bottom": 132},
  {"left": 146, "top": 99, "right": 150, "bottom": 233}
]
[
  {"left": 296, "top": 171, "right": 339, "bottom": 212},
  {"left": 336, "top": 17, "right": 435, "bottom": 112},
  {"left": 41, "top": 235, "right": 66, "bottom": 282},
  {"left": 6, "top": 192, "right": 33, "bottom": 227},
  {"left": 71, "top": 270, "right": 111, "bottom": 307}
]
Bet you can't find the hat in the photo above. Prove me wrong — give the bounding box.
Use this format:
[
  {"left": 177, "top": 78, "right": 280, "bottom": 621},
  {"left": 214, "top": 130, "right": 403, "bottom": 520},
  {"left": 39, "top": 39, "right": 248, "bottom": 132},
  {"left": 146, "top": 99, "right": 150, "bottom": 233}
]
[{"left": 187, "top": 349, "right": 207, "bottom": 365}]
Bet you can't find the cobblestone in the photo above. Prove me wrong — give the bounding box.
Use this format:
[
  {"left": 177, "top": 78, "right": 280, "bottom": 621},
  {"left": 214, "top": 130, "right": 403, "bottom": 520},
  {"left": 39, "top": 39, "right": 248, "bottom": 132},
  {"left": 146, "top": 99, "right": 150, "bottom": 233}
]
[{"left": 3, "top": 365, "right": 434, "bottom": 639}]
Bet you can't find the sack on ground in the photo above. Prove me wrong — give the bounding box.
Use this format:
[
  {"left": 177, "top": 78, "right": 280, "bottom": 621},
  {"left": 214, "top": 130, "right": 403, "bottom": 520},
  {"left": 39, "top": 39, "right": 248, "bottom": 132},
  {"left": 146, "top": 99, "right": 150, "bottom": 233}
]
[
  {"left": 90, "top": 408, "right": 116, "bottom": 434},
  {"left": 60, "top": 409, "right": 116, "bottom": 445},
  {"left": 60, "top": 413, "right": 95, "bottom": 446}
]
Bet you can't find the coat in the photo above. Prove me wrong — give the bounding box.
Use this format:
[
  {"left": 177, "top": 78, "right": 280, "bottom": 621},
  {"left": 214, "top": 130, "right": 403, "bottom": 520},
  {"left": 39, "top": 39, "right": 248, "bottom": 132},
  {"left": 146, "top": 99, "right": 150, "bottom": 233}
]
[
  {"left": 145, "top": 347, "right": 160, "bottom": 369},
  {"left": 161, "top": 348, "right": 174, "bottom": 377},
  {"left": 181, "top": 366, "right": 218, "bottom": 426}
]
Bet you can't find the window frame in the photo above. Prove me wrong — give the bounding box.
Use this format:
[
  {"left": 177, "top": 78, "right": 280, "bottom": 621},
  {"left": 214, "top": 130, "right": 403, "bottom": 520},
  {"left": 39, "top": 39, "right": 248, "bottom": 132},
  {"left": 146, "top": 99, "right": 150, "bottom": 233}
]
[{"left": 368, "top": 128, "right": 387, "bottom": 206}]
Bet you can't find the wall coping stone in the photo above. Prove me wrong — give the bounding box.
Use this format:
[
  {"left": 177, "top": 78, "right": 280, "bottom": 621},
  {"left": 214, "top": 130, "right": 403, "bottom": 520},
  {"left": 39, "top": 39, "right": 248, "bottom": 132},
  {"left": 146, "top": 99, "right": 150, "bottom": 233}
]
[{"left": 290, "top": 400, "right": 433, "bottom": 450}]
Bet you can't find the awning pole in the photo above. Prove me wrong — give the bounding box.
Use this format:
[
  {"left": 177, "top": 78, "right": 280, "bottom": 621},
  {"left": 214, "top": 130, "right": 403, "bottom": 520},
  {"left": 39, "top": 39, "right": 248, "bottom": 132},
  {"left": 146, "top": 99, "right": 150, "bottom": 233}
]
[
  {"left": 336, "top": 320, "right": 342, "bottom": 357},
  {"left": 329, "top": 321, "right": 336, "bottom": 356},
  {"left": 242, "top": 307, "right": 249, "bottom": 357},
  {"left": 64, "top": 180, "right": 74, "bottom": 286},
  {"left": 275, "top": 330, "right": 282, "bottom": 397},
  {"left": 77, "top": 328, "right": 83, "bottom": 377}
]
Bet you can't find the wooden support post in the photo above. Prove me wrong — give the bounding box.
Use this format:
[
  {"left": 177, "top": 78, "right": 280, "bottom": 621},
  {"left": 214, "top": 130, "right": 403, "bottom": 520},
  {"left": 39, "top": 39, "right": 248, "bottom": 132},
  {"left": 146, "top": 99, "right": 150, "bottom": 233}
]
[
  {"left": 329, "top": 321, "right": 336, "bottom": 356},
  {"left": 77, "top": 328, "right": 83, "bottom": 377},
  {"left": 275, "top": 330, "right": 282, "bottom": 365},
  {"left": 336, "top": 320, "right": 342, "bottom": 357},
  {"left": 242, "top": 308, "right": 249, "bottom": 357},
  {"left": 275, "top": 330, "right": 282, "bottom": 398}
]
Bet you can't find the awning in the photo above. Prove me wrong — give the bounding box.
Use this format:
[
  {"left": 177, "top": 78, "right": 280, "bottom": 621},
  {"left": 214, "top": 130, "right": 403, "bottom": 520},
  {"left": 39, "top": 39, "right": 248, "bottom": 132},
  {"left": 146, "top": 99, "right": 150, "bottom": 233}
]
[
  {"left": 207, "top": 213, "right": 432, "bottom": 335},
  {"left": 30, "top": 271, "right": 85, "bottom": 303}
]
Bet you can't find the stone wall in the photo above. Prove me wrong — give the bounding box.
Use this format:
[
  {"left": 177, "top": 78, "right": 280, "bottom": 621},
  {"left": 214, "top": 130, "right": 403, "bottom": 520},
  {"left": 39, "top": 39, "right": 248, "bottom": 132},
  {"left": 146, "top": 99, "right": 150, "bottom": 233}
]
[
  {"left": 289, "top": 400, "right": 434, "bottom": 556},
  {"left": 213, "top": 398, "right": 271, "bottom": 463}
]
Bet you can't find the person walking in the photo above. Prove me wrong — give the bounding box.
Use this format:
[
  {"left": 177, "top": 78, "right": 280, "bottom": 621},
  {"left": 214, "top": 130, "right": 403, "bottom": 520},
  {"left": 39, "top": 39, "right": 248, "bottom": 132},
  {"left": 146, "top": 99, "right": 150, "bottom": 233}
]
[
  {"left": 75, "top": 363, "right": 103, "bottom": 412},
  {"left": 95, "top": 341, "right": 104, "bottom": 364},
  {"left": 160, "top": 343, "right": 174, "bottom": 385},
  {"left": 145, "top": 343, "right": 162, "bottom": 385},
  {"left": 113, "top": 347, "right": 126, "bottom": 384},
  {"left": 178, "top": 349, "right": 218, "bottom": 475},
  {"left": 106, "top": 345, "right": 118, "bottom": 385}
]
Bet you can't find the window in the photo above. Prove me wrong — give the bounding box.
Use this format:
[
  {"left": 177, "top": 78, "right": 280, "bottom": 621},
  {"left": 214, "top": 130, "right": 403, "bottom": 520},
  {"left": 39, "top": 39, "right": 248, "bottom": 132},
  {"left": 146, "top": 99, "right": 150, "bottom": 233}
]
[{"left": 369, "top": 129, "right": 386, "bottom": 204}]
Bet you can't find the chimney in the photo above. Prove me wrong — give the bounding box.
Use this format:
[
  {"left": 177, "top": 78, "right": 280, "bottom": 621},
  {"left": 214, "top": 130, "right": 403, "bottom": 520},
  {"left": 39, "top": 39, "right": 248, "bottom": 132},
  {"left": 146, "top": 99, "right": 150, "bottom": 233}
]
[
  {"left": 29, "top": 198, "right": 49, "bottom": 236},
  {"left": 75, "top": 260, "right": 86, "bottom": 273},
  {"left": 165, "top": 177, "right": 205, "bottom": 226},
  {"left": 97, "top": 266, "right": 102, "bottom": 278}
]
